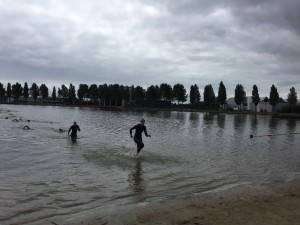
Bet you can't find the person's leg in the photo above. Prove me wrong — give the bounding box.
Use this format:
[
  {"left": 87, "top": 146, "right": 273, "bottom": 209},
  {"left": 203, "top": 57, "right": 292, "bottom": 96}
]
[
  {"left": 134, "top": 138, "right": 144, "bottom": 157},
  {"left": 71, "top": 133, "right": 77, "bottom": 139},
  {"left": 137, "top": 141, "right": 144, "bottom": 153}
]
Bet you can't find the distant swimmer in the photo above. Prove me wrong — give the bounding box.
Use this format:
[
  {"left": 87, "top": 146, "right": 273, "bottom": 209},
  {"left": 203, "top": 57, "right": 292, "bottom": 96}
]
[
  {"left": 23, "top": 125, "right": 30, "bottom": 130},
  {"left": 68, "top": 121, "right": 81, "bottom": 139},
  {"left": 12, "top": 119, "right": 19, "bottom": 122},
  {"left": 130, "top": 118, "right": 151, "bottom": 158},
  {"left": 59, "top": 128, "right": 65, "bottom": 132}
]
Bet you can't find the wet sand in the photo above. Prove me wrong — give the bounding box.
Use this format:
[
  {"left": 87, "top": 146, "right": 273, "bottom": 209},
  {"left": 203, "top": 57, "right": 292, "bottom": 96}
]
[{"left": 83, "top": 179, "right": 300, "bottom": 225}]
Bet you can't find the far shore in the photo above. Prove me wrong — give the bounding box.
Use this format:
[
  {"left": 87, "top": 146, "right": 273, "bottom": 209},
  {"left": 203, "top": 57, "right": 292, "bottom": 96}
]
[
  {"left": 77, "top": 178, "right": 300, "bottom": 225},
  {"left": 1, "top": 102, "right": 300, "bottom": 118}
]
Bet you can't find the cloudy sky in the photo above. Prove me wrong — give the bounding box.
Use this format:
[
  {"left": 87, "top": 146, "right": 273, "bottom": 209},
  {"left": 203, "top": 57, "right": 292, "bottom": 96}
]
[{"left": 0, "top": 0, "right": 299, "bottom": 98}]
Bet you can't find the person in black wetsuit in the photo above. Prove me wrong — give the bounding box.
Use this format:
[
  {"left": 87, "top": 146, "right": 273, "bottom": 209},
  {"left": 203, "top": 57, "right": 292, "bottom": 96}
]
[
  {"left": 130, "top": 118, "right": 151, "bottom": 158},
  {"left": 68, "top": 121, "right": 81, "bottom": 139}
]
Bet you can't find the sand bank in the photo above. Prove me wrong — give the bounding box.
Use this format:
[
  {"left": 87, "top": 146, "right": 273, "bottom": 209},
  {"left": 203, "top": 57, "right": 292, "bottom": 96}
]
[{"left": 69, "top": 179, "right": 300, "bottom": 225}]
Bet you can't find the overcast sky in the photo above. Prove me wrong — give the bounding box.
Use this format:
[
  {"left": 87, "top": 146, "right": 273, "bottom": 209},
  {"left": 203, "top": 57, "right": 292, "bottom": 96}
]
[{"left": 0, "top": 0, "right": 299, "bottom": 98}]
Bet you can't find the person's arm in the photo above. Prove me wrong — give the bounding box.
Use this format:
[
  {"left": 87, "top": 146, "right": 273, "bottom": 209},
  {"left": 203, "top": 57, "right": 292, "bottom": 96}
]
[
  {"left": 130, "top": 125, "right": 137, "bottom": 138},
  {"left": 144, "top": 127, "right": 151, "bottom": 137},
  {"left": 77, "top": 125, "right": 81, "bottom": 131}
]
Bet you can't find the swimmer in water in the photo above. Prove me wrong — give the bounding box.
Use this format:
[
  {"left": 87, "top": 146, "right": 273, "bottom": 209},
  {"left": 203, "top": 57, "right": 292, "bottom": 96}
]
[
  {"left": 68, "top": 121, "right": 81, "bottom": 139},
  {"left": 130, "top": 118, "right": 151, "bottom": 158}
]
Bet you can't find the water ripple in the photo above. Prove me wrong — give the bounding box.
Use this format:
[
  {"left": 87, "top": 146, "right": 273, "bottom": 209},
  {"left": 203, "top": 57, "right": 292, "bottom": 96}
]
[{"left": 1, "top": 105, "right": 300, "bottom": 225}]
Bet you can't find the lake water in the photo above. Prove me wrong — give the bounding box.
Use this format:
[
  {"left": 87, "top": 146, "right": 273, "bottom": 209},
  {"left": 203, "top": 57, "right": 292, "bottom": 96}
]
[{"left": 0, "top": 105, "right": 300, "bottom": 225}]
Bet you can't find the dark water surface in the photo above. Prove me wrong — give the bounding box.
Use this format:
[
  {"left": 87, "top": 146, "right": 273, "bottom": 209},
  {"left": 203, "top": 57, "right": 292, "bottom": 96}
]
[{"left": 0, "top": 105, "right": 300, "bottom": 224}]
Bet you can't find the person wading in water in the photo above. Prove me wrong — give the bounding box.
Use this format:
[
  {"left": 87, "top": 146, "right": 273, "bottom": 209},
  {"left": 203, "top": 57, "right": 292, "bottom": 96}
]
[
  {"left": 68, "top": 121, "right": 81, "bottom": 139},
  {"left": 130, "top": 118, "right": 151, "bottom": 158}
]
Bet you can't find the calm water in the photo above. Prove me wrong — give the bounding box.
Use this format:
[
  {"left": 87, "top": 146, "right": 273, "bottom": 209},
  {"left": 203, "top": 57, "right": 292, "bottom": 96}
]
[{"left": 0, "top": 105, "right": 300, "bottom": 224}]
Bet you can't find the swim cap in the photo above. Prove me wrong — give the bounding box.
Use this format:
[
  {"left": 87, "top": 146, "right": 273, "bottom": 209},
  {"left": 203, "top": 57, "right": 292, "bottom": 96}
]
[
  {"left": 73, "top": 121, "right": 77, "bottom": 125},
  {"left": 140, "top": 118, "right": 145, "bottom": 122}
]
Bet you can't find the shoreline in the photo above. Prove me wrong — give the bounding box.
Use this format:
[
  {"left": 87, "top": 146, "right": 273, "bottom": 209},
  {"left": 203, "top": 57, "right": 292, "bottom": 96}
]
[
  {"left": 77, "top": 179, "right": 300, "bottom": 225},
  {"left": 2, "top": 102, "right": 300, "bottom": 117}
]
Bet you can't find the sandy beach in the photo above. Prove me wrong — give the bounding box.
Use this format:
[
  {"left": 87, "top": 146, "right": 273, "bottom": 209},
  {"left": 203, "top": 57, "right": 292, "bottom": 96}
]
[{"left": 81, "top": 179, "right": 300, "bottom": 225}]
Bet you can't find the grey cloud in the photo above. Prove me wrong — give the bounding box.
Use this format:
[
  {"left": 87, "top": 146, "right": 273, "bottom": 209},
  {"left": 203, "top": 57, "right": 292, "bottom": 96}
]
[{"left": 0, "top": 0, "right": 299, "bottom": 98}]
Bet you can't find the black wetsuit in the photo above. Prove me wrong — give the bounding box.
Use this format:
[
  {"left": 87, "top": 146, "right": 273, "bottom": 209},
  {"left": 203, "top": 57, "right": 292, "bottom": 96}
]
[
  {"left": 130, "top": 124, "right": 149, "bottom": 153},
  {"left": 68, "top": 125, "right": 80, "bottom": 139}
]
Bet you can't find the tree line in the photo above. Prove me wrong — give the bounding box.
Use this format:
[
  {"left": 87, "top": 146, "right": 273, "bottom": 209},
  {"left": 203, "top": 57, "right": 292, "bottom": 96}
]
[{"left": 0, "top": 81, "right": 298, "bottom": 110}]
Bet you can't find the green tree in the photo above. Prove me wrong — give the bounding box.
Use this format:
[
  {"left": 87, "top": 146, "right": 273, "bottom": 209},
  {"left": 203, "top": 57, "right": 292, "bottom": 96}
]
[
  {"left": 115, "top": 84, "right": 122, "bottom": 105},
  {"left": 108, "top": 84, "right": 121, "bottom": 106},
  {"left": 7, "top": 83, "right": 12, "bottom": 98},
  {"left": 173, "top": 83, "right": 187, "bottom": 104},
  {"left": 195, "top": 84, "right": 201, "bottom": 103},
  {"left": 130, "top": 85, "right": 135, "bottom": 101},
  {"left": 77, "top": 84, "right": 89, "bottom": 100},
  {"left": 203, "top": 84, "right": 215, "bottom": 108},
  {"left": 121, "top": 85, "right": 130, "bottom": 102},
  {"left": 12, "top": 82, "right": 23, "bottom": 101},
  {"left": 234, "top": 84, "right": 246, "bottom": 110},
  {"left": 218, "top": 81, "right": 227, "bottom": 109},
  {"left": 108, "top": 84, "right": 113, "bottom": 106},
  {"left": 160, "top": 83, "right": 173, "bottom": 101},
  {"left": 146, "top": 85, "right": 160, "bottom": 100},
  {"left": 68, "top": 83, "right": 76, "bottom": 102},
  {"left": 40, "top": 84, "right": 49, "bottom": 99},
  {"left": 89, "top": 84, "right": 98, "bottom": 102},
  {"left": 287, "top": 87, "right": 297, "bottom": 112},
  {"left": 269, "top": 84, "right": 279, "bottom": 112},
  {"left": 0, "top": 83, "right": 5, "bottom": 101},
  {"left": 58, "top": 84, "right": 68, "bottom": 98},
  {"left": 252, "top": 85, "right": 260, "bottom": 112},
  {"left": 155, "top": 85, "right": 160, "bottom": 100},
  {"left": 190, "top": 84, "right": 200, "bottom": 105},
  {"left": 98, "top": 83, "right": 109, "bottom": 106},
  {"left": 31, "top": 83, "right": 39, "bottom": 101},
  {"left": 23, "top": 82, "right": 29, "bottom": 100},
  {"left": 134, "top": 86, "right": 145, "bottom": 100},
  {"left": 52, "top": 87, "right": 57, "bottom": 100},
  {"left": 190, "top": 85, "right": 195, "bottom": 104}
]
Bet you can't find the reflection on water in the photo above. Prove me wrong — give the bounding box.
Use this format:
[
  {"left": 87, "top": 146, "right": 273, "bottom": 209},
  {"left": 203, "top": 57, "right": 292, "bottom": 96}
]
[
  {"left": 0, "top": 105, "right": 300, "bottom": 225},
  {"left": 175, "top": 111, "right": 185, "bottom": 121},
  {"left": 203, "top": 112, "right": 215, "bottom": 123},
  {"left": 217, "top": 113, "right": 225, "bottom": 129},
  {"left": 128, "top": 159, "right": 145, "bottom": 193},
  {"left": 233, "top": 114, "right": 246, "bottom": 127},
  {"left": 269, "top": 117, "right": 278, "bottom": 130},
  {"left": 250, "top": 115, "right": 258, "bottom": 128},
  {"left": 189, "top": 112, "right": 199, "bottom": 121},
  {"left": 287, "top": 119, "right": 297, "bottom": 131}
]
